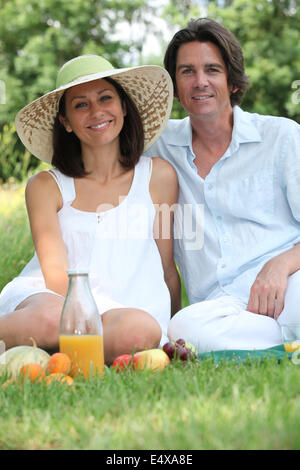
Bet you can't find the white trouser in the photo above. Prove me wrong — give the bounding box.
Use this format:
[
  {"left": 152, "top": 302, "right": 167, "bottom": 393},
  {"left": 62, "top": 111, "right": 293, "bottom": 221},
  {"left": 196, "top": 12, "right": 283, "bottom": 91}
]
[{"left": 168, "top": 270, "right": 300, "bottom": 353}]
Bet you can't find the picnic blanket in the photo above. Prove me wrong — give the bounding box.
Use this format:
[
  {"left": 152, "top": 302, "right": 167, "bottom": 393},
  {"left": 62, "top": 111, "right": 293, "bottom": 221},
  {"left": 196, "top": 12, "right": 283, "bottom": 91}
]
[{"left": 197, "top": 344, "right": 294, "bottom": 364}]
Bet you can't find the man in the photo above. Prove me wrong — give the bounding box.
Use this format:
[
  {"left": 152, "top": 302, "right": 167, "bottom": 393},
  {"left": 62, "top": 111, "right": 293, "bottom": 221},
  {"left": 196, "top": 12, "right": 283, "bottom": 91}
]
[{"left": 145, "top": 18, "right": 300, "bottom": 352}]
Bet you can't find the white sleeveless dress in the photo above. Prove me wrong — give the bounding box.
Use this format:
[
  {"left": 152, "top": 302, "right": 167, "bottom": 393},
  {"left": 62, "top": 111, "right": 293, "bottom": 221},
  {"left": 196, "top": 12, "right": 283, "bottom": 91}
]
[{"left": 0, "top": 156, "right": 171, "bottom": 346}]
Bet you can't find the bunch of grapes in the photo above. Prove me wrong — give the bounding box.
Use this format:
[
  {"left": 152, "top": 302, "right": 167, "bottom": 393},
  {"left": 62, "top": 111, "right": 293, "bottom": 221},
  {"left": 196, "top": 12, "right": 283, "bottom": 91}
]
[{"left": 162, "top": 338, "right": 197, "bottom": 362}]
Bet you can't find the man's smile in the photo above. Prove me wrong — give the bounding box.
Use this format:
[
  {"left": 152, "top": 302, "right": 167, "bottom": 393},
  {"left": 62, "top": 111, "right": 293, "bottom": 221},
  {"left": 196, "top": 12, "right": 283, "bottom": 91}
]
[{"left": 192, "top": 94, "right": 213, "bottom": 101}]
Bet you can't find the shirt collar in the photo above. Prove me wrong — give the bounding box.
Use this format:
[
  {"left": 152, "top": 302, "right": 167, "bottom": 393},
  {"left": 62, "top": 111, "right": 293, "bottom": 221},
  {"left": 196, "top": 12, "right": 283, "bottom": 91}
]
[
  {"left": 164, "top": 106, "right": 262, "bottom": 148},
  {"left": 164, "top": 116, "right": 192, "bottom": 147},
  {"left": 232, "top": 106, "right": 262, "bottom": 144}
]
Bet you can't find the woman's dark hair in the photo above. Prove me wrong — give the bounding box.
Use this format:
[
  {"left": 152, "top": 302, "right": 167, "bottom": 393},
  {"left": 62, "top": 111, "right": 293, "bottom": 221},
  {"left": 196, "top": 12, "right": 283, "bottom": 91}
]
[
  {"left": 52, "top": 77, "right": 144, "bottom": 177},
  {"left": 164, "top": 17, "right": 249, "bottom": 106}
]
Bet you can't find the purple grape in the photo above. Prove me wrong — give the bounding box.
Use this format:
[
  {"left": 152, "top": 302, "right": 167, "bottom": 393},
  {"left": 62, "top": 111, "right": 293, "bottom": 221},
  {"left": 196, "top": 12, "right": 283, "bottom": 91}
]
[
  {"left": 179, "top": 347, "right": 189, "bottom": 361},
  {"left": 174, "top": 344, "right": 182, "bottom": 360},
  {"left": 162, "top": 342, "right": 176, "bottom": 360},
  {"left": 175, "top": 338, "right": 186, "bottom": 346}
]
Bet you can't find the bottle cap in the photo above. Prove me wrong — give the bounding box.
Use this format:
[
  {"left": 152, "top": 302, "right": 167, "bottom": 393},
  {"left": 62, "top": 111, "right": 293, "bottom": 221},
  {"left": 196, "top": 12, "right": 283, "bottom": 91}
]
[{"left": 67, "top": 269, "right": 89, "bottom": 276}]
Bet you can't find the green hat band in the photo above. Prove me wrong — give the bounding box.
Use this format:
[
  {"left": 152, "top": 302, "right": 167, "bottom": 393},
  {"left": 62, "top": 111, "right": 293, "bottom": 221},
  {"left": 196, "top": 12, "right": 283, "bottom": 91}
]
[{"left": 56, "top": 55, "right": 115, "bottom": 88}]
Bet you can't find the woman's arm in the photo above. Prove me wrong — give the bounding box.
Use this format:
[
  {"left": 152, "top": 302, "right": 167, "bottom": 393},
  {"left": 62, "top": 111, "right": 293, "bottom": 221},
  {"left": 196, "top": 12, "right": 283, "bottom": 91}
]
[
  {"left": 150, "top": 158, "right": 182, "bottom": 317},
  {"left": 25, "top": 171, "right": 69, "bottom": 296}
]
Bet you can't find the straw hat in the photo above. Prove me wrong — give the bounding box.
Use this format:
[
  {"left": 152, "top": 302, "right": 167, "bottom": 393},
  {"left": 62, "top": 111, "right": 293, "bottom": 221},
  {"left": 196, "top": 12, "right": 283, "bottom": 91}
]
[{"left": 15, "top": 54, "right": 173, "bottom": 163}]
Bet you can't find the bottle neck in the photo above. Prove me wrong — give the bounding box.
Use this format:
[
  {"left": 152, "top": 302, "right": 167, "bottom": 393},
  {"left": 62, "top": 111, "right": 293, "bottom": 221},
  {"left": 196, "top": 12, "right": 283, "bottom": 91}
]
[
  {"left": 60, "top": 271, "right": 102, "bottom": 335},
  {"left": 68, "top": 273, "right": 89, "bottom": 293}
]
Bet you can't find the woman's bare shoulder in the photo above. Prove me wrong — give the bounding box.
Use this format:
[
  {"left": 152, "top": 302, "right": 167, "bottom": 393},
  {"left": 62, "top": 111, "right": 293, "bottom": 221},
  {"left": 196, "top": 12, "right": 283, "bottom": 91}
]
[
  {"left": 149, "top": 157, "right": 178, "bottom": 205},
  {"left": 151, "top": 157, "right": 177, "bottom": 184},
  {"left": 25, "top": 170, "right": 62, "bottom": 210}
]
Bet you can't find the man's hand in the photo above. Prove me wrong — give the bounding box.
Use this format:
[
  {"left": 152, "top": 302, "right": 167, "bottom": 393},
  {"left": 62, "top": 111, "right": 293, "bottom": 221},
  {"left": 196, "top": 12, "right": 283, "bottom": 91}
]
[
  {"left": 246, "top": 257, "right": 289, "bottom": 319},
  {"left": 247, "top": 243, "right": 300, "bottom": 319}
]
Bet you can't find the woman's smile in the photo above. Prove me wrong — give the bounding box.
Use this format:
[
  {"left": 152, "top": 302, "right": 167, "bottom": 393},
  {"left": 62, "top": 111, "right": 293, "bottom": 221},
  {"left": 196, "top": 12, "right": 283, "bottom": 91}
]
[{"left": 87, "top": 120, "right": 112, "bottom": 131}]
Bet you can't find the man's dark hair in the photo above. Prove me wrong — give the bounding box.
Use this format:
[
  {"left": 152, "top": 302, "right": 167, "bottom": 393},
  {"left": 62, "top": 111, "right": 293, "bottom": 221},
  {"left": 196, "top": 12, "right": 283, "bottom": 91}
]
[
  {"left": 52, "top": 77, "right": 144, "bottom": 177},
  {"left": 164, "top": 17, "right": 249, "bottom": 106}
]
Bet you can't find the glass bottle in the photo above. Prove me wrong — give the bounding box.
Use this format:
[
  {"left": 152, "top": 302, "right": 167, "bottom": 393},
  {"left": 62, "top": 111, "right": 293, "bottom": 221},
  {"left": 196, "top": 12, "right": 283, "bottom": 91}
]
[{"left": 59, "top": 270, "right": 104, "bottom": 379}]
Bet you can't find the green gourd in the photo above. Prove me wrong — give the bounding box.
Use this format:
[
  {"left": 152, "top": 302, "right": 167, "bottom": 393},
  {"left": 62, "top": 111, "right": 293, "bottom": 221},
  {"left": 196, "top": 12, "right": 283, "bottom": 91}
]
[{"left": 0, "top": 338, "right": 50, "bottom": 378}]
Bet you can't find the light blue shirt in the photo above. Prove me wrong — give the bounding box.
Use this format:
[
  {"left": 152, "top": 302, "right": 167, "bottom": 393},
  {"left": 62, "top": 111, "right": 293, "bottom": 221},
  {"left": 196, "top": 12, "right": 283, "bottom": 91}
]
[{"left": 145, "top": 106, "right": 300, "bottom": 304}]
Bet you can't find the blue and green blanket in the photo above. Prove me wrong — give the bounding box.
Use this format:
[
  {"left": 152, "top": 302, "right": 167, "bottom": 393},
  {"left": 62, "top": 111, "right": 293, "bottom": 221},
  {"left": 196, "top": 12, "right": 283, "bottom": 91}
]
[{"left": 197, "top": 344, "right": 294, "bottom": 364}]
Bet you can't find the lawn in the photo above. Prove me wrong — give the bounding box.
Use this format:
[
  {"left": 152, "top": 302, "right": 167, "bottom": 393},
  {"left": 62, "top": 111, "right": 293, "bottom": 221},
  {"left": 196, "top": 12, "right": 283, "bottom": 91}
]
[
  {"left": 1, "top": 355, "right": 300, "bottom": 450},
  {"left": 0, "top": 182, "right": 300, "bottom": 451},
  {"left": 0, "top": 182, "right": 34, "bottom": 292}
]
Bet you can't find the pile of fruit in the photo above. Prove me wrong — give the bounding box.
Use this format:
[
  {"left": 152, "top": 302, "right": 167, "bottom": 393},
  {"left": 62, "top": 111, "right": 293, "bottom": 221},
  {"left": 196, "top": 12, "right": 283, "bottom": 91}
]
[
  {"left": 0, "top": 339, "right": 74, "bottom": 388},
  {"left": 112, "top": 338, "right": 198, "bottom": 373},
  {"left": 0, "top": 337, "right": 198, "bottom": 384}
]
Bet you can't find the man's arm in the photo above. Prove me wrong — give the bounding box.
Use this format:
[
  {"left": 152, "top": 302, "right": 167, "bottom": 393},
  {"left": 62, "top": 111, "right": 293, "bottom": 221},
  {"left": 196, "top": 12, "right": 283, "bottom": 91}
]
[
  {"left": 247, "top": 121, "right": 300, "bottom": 319},
  {"left": 246, "top": 243, "right": 300, "bottom": 319}
]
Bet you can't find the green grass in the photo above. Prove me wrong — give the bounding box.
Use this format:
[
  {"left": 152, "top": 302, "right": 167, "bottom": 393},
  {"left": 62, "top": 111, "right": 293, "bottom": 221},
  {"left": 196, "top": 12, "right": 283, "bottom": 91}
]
[
  {"left": 1, "top": 183, "right": 300, "bottom": 450},
  {"left": 0, "top": 183, "right": 34, "bottom": 291},
  {"left": 1, "top": 357, "right": 300, "bottom": 450}
]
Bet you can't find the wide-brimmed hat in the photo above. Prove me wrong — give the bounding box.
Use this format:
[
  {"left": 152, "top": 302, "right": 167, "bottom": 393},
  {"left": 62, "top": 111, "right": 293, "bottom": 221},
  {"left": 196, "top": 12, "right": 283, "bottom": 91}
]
[{"left": 15, "top": 54, "right": 173, "bottom": 163}]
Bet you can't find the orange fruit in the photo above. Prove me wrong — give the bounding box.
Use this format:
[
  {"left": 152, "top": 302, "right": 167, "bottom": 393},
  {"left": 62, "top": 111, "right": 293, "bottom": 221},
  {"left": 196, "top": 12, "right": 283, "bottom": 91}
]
[
  {"left": 47, "top": 352, "right": 71, "bottom": 375},
  {"left": 44, "top": 373, "right": 74, "bottom": 386},
  {"left": 19, "top": 363, "right": 45, "bottom": 383}
]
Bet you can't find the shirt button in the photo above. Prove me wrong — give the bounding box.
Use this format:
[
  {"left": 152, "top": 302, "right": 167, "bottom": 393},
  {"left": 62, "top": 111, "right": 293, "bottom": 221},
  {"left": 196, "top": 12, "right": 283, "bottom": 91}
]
[
  {"left": 221, "top": 264, "right": 226, "bottom": 269},
  {"left": 207, "top": 183, "right": 213, "bottom": 190},
  {"left": 217, "top": 215, "right": 222, "bottom": 221}
]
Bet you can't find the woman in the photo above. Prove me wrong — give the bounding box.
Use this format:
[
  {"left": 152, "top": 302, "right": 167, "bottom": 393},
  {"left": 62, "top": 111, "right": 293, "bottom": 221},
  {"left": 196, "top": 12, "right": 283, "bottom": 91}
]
[{"left": 0, "top": 54, "right": 181, "bottom": 364}]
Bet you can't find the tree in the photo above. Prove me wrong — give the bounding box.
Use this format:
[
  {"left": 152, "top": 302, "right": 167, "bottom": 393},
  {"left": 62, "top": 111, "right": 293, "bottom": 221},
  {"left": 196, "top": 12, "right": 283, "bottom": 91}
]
[
  {"left": 0, "top": 0, "right": 160, "bottom": 180},
  {"left": 0, "top": 0, "right": 156, "bottom": 125},
  {"left": 207, "top": 0, "right": 300, "bottom": 121},
  {"left": 161, "top": 0, "right": 202, "bottom": 118},
  {"left": 1, "top": 0, "right": 299, "bottom": 181},
  {"left": 159, "top": 0, "right": 300, "bottom": 121}
]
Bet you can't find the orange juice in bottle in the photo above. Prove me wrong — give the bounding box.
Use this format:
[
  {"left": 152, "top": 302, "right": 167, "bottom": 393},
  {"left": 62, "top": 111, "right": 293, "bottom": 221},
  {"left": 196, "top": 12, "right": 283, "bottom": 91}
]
[
  {"left": 59, "top": 334, "right": 104, "bottom": 378},
  {"left": 59, "top": 270, "right": 104, "bottom": 378}
]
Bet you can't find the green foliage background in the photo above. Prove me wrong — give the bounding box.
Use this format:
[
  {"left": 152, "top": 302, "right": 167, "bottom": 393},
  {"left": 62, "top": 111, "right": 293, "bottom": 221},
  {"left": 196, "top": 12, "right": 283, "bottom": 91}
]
[{"left": 0, "top": 0, "right": 299, "bottom": 182}]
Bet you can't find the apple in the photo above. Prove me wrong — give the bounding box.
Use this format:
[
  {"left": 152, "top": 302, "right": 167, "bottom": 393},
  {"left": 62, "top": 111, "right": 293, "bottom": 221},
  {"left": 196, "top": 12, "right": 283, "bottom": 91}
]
[
  {"left": 112, "top": 354, "right": 134, "bottom": 372},
  {"left": 134, "top": 349, "right": 170, "bottom": 372}
]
